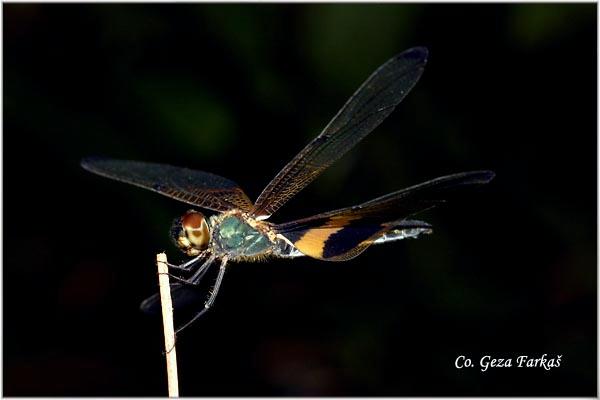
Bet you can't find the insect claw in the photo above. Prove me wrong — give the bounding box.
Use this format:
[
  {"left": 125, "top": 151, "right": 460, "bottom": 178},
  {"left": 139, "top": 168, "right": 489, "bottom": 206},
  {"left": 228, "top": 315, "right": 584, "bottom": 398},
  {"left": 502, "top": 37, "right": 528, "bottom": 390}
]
[{"left": 162, "top": 336, "right": 178, "bottom": 355}]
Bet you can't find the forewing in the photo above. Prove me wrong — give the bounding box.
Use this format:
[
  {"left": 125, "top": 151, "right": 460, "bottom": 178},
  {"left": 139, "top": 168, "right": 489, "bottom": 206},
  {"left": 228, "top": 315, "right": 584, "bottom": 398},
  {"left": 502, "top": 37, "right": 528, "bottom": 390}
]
[
  {"left": 276, "top": 171, "right": 494, "bottom": 261},
  {"left": 252, "top": 47, "right": 429, "bottom": 219},
  {"left": 82, "top": 158, "right": 254, "bottom": 212}
]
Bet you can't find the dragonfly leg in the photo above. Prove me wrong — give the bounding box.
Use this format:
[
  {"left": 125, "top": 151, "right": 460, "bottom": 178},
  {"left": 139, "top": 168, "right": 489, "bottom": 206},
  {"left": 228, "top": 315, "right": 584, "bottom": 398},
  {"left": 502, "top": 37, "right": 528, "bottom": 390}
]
[
  {"left": 175, "top": 257, "right": 228, "bottom": 334},
  {"left": 166, "top": 252, "right": 207, "bottom": 271},
  {"left": 164, "top": 272, "right": 195, "bottom": 285},
  {"left": 163, "top": 254, "right": 217, "bottom": 286},
  {"left": 187, "top": 254, "right": 217, "bottom": 285},
  {"left": 158, "top": 253, "right": 206, "bottom": 285}
]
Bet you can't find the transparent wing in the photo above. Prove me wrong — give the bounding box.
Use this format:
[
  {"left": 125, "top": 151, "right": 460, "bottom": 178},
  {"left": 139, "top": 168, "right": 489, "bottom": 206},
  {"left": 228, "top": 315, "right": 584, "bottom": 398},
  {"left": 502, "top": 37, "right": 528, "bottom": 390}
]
[
  {"left": 252, "top": 47, "right": 429, "bottom": 219},
  {"left": 277, "top": 171, "right": 494, "bottom": 231},
  {"left": 275, "top": 171, "right": 494, "bottom": 261},
  {"left": 81, "top": 158, "right": 254, "bottom": 212}
]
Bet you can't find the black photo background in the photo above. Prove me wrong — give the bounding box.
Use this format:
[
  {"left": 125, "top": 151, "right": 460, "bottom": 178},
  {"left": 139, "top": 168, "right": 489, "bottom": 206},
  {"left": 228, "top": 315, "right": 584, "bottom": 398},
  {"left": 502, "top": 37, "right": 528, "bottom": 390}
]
[{"left": 4, "top": 3, "right": 596, "bottom": 396}]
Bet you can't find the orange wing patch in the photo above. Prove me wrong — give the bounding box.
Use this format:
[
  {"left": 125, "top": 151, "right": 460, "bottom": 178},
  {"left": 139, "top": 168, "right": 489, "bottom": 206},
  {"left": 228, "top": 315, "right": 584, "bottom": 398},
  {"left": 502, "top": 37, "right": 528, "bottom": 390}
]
[{"left": 293, "top": 227, "right": 344, "bottom": 259}]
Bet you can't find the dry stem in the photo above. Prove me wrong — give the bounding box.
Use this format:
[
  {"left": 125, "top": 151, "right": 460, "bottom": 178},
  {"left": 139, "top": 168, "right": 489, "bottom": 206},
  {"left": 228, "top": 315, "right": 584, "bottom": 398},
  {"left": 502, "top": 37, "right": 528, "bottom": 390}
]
[{"left": 157, "top": 252, "right": 179, "bottom": 397}]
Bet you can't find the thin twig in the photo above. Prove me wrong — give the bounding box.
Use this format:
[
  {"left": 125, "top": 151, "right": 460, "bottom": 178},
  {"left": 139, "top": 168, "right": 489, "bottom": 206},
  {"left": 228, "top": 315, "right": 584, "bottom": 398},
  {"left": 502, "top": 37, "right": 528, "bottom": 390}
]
[{"left": 157, "top": 252, "right": 179, "bottom": 397}]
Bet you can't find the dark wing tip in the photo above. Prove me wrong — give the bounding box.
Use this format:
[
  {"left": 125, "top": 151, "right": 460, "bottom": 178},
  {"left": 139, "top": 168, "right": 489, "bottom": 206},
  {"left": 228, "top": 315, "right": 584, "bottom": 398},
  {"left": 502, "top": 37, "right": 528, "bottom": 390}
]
[
  {"left": 478, "top": 170, "right": 496, "bottom": 183},
  {"left": 466, "top": 170, "right": 496, "bottom": 184},
  {"left": 404, "top": 46, "right": 429, "bottom": 65},
  {"left": 80, "top": 156, "right": 102, "bottom": 172},
  {"left": 139, "top": 292, "right": 161, "bottom": 315},
  {"left": 398, "top": 219, "right": 433, "bottom": 229},
  {"left": 80, "top": 156, "right": 110, "bottom": 169}
]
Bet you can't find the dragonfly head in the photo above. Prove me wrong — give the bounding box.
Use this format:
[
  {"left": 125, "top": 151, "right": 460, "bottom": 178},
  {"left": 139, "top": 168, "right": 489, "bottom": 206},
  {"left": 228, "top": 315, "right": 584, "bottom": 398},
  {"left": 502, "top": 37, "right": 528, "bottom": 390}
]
[{"left": 171, "top": 210, "right": 211, "bottom": 256}]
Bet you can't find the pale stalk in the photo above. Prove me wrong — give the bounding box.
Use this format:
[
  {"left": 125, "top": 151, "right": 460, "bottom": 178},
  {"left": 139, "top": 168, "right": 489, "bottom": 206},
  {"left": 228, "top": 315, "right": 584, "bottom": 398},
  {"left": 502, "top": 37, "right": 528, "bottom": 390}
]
[{"left": 157, "top": 252, "right": 179, "bottom": 397}]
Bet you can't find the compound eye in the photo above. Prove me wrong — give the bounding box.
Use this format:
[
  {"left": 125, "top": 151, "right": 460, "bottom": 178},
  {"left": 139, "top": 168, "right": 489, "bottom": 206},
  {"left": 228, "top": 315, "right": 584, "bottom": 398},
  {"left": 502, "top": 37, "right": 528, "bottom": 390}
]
[
  {"left": 182, "top": 211, "right": 204, "bottom": 230},
  {"left": 182, "top": 210, "right": 210, "bottom": 250}
]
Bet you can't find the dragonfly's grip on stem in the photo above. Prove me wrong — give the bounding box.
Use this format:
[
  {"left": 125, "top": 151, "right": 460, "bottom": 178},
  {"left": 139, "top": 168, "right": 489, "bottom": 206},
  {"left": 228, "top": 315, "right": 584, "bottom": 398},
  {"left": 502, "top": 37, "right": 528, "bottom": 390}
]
[{"left": 157, "top": 252, "right": 179, "bottom": 397}]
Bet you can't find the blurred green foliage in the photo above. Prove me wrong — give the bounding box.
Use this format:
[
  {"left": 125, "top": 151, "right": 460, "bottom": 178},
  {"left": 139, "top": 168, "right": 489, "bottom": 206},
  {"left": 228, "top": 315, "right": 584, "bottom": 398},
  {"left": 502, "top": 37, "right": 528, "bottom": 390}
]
[
  {"left": 136, "top": 76, "right": 237, "bottom": 159},
  {"left": 511, "top": 4, "right": 595, "bottom": 48},
  {"left": 303, "top": 5, "right": 420, "bottom": 90}
]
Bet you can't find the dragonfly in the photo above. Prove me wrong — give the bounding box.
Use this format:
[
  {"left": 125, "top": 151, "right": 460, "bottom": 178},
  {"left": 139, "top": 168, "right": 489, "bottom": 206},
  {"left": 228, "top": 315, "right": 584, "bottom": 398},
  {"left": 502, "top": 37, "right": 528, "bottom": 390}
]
[{"left": 82, "top": 47, "right": 494, "bottom": 331}]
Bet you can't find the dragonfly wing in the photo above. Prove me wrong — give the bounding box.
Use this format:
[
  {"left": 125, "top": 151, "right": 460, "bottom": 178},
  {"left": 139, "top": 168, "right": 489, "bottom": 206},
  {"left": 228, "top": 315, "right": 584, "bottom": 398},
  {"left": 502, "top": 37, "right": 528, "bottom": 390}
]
[
  {"left": 140, "top": 283, "right": 205, "bottom": 316},
  {"left": 82, "top": 158, "right": 254, "bottom": 212},
  {"left": 278, "top": 218, "right": 431, "bottom": 261},
  {"left": 275, "top": 171, "right": 494, "bottom": 261},
  {"left": 252, "top": 47, "right": 429, "bottom": 219}
]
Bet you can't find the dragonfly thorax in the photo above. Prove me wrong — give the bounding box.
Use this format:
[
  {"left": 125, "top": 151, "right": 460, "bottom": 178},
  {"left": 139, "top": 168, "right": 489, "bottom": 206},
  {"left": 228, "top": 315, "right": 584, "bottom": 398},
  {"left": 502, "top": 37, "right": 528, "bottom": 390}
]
[{"left": 211, "top": 213, "right": 272, "bottom": 259}]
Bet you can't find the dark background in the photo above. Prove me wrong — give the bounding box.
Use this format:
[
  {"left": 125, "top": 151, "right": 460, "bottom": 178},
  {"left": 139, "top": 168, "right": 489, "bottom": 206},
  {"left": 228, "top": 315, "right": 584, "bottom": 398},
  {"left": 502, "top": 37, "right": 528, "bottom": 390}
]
[{"left": 4, "top": 3, "right": 596, "bottom": 396}]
